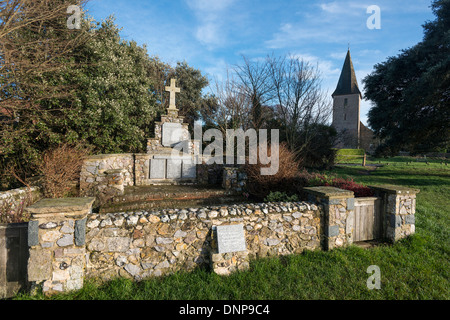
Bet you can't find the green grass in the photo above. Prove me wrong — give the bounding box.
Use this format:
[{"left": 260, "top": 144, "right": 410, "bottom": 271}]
[
  {"left": 14, "top": 157, "right": 450, "bottom": 300},
  {"left": 334, "top": 148, "right": 366, "bottom": 163}
]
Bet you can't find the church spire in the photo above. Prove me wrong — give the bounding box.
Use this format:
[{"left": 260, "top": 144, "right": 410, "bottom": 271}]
[{"left": 332, "top": 49, "right": 362, "bottom": 97}]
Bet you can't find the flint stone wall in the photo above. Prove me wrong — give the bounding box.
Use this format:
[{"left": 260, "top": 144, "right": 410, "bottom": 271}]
[
  {"left": 371, "top": 186, "right": 419, "bottom": 242},
  {"left": 22, "top": 185, "right": 419, "bottom": 296},
  {"left": 304, "top": 187, "right": 354, "bottom": 250},
  {"left": 0, "top": 187, "right": 42, "bottom": 217},
  {"left": 25, "top": 198, "right": 95, "bottom": 295},
  {"left": 84, "top": 202, "right": 323, "bottom": 281},
  {"left": 80, "top": 154, "right": 134, "bottom": 196}
]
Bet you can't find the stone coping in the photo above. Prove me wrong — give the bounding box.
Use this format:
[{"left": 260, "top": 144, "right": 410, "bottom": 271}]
[
  {"left": 153, "top": 155, "right": 194, "bottom": 160},
  {"left": 105, "top": 169, "right": 125, "bottom": 174},
  {"left": 25, "top": 197, "right": 95, "bottom": 215},
  {"left": 84, "top": 154, "right": 134, "bottom": 160},
  {"left": 369, "top": 185, "right": 420, "bottom": 195},
  {"left": 303, "top": 186, "right": 354, "bottom": 199},
  {"left": 0, "top": 186, "right": 41, "bottom": 199},
  {"left": 90, "top": 201, "right": 321, "bottom": 222},
  {"left": 155, "top": 119, "right": 185, "bottom": 124}
]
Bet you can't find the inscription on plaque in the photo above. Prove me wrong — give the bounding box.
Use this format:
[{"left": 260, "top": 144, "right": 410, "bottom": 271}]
[
  {"left": 216, "top": 224, "right": 246, "bottom": 254},
  {"left": 166, "top": 159, "right": 182, "bottom": 179},
  {"left": 182, "top": 160, "right": 196, "bottom": 179},
  {"left": 162, "top": 122, "right": 183, "bottom": 147},
  {"left": 150, "top": 159, "right": 166, "bottom": 179}
]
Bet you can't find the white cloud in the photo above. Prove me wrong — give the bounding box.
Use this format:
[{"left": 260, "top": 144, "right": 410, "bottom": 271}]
[
  {"left": 202, "top": 58, "right": 229, "bottom": 82},
  {"left": 266, "top": 1, "right": 379, "bottom": 49},
  {"left": 196, "top": 22, "right": 221, "bottom": 46},
  {"left": 358, "top": 49, "right": 382, "bottom": 57},
  {"left": 319, "top": 1, "right": 371, "bottom": 15},
  {"left": 186, "top": 0, "right": 236, "bottom": 12},
  {"left": 320, "top": 2, "right": 341, "bottom": 13},
  {"left": 330, "top": 51, "right": 348, "bottom": 60},
  {"left": 186, "top": 0, "right": 236, "bottom": 48},
  {"left": 290, "top": 53, "right": 341, "bottom": 81}
]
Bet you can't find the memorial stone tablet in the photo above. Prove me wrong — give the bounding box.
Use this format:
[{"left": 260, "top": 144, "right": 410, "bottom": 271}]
[
  {"left": 182, "top": 160, "right": 197, "bottom": 179},
  {"left": 216, "top": 224, "right": 247, "bottom": 254},
  {"left": 150, "top": 159, "right": 166, "bottom": 179},
  {"left": 166, "top": 159, "right": 182, "bottom": 179},
  {"left": 162, "top": 122, "right": 183, "bottom": 147}
]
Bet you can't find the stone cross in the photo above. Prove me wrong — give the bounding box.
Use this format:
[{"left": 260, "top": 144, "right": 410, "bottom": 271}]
[{"left": 165, "top": 78, "right": 181, "bottom": 110}]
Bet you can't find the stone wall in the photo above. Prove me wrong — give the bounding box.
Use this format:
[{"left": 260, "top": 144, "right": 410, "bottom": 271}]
[
  {"left": 222, "top": 167, "right": 248, "bottom": 194},
  {"left": 371, "top": 185, "right": 419, "bottom": 242},
  {"left": 304, "top": 187, "right": 354, "bottom": 250},
  {"left": 84, "top": 202, "right": 322, "bottom": 281},
  {"left": 25, "top": 198, "right": 95, "bottom": 295},
  {"left": 80, "top": 154, "right": 134, "bottom": 197},
  {"left": 0, "top": 187, "right": 42, "bottom": 219},
  {"left": 24, "top": 185, "right": 419, "bottom": 296}
]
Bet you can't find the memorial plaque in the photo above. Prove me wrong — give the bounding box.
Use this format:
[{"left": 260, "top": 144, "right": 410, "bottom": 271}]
[
  {"left": 166, "top": 159, "right": 182, "bottom": 179},
  {"left": 150, "top": 159, "right": 166, "bottom": 179},
  {"left": 182, "top": 160, "right": 196, "bottom": 179},
  {"left": 162, "top": 123, "right": 183, "bottom": 147},
  {"left": 216, "top": 224, "right": 246, "bottom": 254}
]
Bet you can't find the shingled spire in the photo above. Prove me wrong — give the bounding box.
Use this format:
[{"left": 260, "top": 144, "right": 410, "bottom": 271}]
[{"left": 332, "top": 50, "right": 361, "bottom": 97}]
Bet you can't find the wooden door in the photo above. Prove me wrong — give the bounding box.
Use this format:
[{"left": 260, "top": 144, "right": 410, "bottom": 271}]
[
  {"left": 0, "top": 223, "right": 29, "bottom": 298},
  {"left": 353, "top": 197, "right": 382, "bottom": 242}
]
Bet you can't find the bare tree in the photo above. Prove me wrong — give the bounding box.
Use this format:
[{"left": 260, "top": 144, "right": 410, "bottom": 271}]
[
  {"left": 209, "top": 68, "right": 251, "bottom": 136},
  {"left": 0, "top": 0, "right": 89, "bottom": 118},
  {"left": 267, "top": 54, "right": 332, "bottom": 157},
  {"left": 0, "top": 0, "right": 90, "bottom": 188},
  {"left": 233, "top": 56, "right": 275, "bottom": 130}
]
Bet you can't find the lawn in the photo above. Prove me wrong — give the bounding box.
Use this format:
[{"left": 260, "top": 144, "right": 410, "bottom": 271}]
[{"left": 14, "top": 157, "right": 449, "bottom": 300}]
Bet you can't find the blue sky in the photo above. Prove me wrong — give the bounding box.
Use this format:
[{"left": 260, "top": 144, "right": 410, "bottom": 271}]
[{"left": 85, "top": 0, "right": 435, "bottom": 126}]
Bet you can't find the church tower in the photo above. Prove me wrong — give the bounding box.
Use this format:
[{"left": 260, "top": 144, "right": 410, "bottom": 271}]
[{"left": 332, "top": 49, "right": 362, "bottom": 149}]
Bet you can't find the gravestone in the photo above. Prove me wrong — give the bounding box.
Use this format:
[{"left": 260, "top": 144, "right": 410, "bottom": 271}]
[{"left": 216, "top": 224, "right": 247, "bottom": 254}]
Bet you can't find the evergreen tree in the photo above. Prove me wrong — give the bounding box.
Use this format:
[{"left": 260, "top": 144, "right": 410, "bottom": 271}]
[
  {"left": 64, "top": 17, "right": 160, "bottom": 154},
  {"left": 363, "top": 0, "right": 450, "bottom": 154}
]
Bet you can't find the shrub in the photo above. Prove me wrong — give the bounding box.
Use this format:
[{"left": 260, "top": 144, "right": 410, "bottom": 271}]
[
  {"left": 297, "top": 124, "right": 337, "bottom": 169},
  {"left": 245, "top": 143, "right": 300, "bottom": 200},
  {"left": 294, "top": 170, "right": 375, "bottom": 197},
  {"left": 264, "top": 191, "right": 299, "bottom": 203},
  {"left": 37, "top": 143, "right": 91, "bottom": 198},
  {"left": 328, "top": 177, "right": 375, "bottom": 197}
]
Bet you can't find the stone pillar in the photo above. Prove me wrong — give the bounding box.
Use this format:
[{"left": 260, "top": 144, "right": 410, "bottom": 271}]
[
  {"left": 147, "top": 138, "right": 161, "bottom": 153},
  {"left": 135, "top": 154, "right": 151, "bottom": 186},
  {"left": 370, "top": 185, "right": 419, "bottom": 243},
  {"left": 105, "top": 169, "right": 125, "bottom": 196},
  {"left": 26, "top": 197, "right": 95, "bottom": 295},
  {"left": 222, "top": 167, "right": 247, "bottom": 193},
  {"left": 303, "top": 187, "right": 355, "bottom": 250}
]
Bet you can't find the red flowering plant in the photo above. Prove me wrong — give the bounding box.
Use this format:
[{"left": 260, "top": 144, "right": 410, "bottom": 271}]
[
  {"left": 299, "top": 171, "right": 374, "bottom": 197},
  {"left": 328, "top": 177, "right": 375, "bottom": 197}
]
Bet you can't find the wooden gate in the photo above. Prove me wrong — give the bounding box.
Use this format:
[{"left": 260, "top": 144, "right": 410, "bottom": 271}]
[
  {"left": 353, "top": 197, "right": 382, "bottom": 242},
  {"left": 0, "top": 223, "right": 29, "bottom": 299}
]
